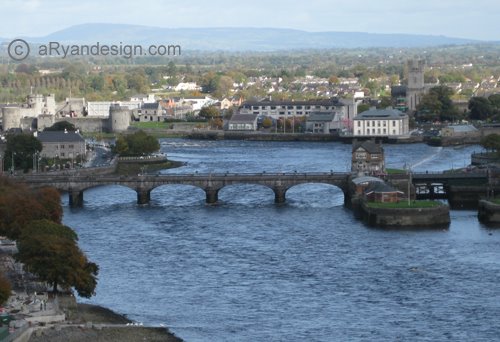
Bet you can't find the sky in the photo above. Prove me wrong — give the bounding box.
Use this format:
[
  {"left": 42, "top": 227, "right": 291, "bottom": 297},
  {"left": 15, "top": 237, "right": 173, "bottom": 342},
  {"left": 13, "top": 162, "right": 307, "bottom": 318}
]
[{"left": 1, "top": 0, "right": 499, "bottom": 41}]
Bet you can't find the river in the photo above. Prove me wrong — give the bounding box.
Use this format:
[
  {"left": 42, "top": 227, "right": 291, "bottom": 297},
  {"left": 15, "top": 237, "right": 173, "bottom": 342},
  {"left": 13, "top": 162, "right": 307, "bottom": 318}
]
[{"left": 62, "top": 140, "right": 500, "bottom": 341}]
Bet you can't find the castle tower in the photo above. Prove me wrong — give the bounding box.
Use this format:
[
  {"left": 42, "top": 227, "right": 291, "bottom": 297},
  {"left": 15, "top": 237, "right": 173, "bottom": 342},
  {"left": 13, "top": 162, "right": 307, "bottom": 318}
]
[
  {"left": 2, "top": 107, "right": 22, "bottom": 131},
  {"left": 406, "top": 60, "right": 426, "bottom": 112},
  {"left": 109, "top": 104, "right": 131, "bottom": 133}
]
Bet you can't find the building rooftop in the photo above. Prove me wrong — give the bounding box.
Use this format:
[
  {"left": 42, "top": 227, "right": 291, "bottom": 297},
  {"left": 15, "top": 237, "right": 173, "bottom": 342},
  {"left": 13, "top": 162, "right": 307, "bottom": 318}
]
[
  {"left": 355, "top": 108, "right": 407, "bottom": 120},
  {"left": 36, "top": 131, "right": 85, "bottom": 143},
  {"left": 352, "top": 140, "right": 383, "bottom": 154},
  {"left": 444, "top": 124, "right": 478, "bottom": 133},
  {"left": 242, "top": 98, "right": 345, "bottom": 107},
  {"left": 229, "top": 114, "right": 259, "bottom": 123},
  {"left": 307, "top": 112, "right": 336, "bottom": 122}
]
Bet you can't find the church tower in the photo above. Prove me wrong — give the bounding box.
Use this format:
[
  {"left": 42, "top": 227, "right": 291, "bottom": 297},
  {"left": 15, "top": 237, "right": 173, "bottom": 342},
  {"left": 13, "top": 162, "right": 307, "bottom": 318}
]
[{"left": 406, "top": 60, "right": 425, "bottom": 112}]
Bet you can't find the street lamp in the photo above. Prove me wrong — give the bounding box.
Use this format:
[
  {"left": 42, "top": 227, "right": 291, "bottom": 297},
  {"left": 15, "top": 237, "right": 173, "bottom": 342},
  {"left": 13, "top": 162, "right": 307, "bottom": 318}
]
[
  {"left": 406, "top": 163, "right": 412, "bottom": 206},
  {"left": 0, "top": 154, "right": 3, "bottom": 175},
  {"left": 10, "top": 152, "right": 15, "bottom": 175}
]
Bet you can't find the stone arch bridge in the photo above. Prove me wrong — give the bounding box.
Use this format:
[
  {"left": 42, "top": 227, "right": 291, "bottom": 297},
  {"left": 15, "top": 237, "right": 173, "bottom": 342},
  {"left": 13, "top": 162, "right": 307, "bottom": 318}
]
[{"left": 17, "top": 172, "right": 352, "bottom": 207}]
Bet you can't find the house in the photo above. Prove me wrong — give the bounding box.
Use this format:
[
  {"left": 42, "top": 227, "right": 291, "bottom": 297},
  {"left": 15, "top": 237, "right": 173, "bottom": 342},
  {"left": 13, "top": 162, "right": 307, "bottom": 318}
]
[
  {"left": 138, "top": 102, "right": 164, "bottom": 122},
  {"left": 353, "top": 108, "right": 409, "bottom": 137},
  {"left": 130, "top": 94, "right": 156, "bottom": 103},
  {"left": 351, "top": 176, "right": 385, "bottom": 195},
  {"left": 364, "top": 182, "right": 404, "bottom": 203},
  {"left": 351, "top": 140, "right": 385, "bottom": 175},
  {"left": 305, "top": 112, "right": 337, "bottom": 133},
  {"left": 35, "top": 130, "right": 86, "bottom": 160},
  {"left": 441, "top": 124, "right": 479, "bottom": 137},
  {"left": 226, "top": 114, "right": 259, "bottom": 131}
]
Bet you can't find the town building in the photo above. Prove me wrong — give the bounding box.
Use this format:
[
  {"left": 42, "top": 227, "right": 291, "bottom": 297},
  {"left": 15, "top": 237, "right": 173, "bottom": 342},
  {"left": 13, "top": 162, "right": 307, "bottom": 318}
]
[
  {"left": 226, "top": 114, "right": 259, "bottom": 131},
  {"left": 305, "top": 112, "right": 338, "bottom": 133},
  {"left": 35, "top": 130, "right": 86, "bottom": 160},
  {"left": 364, "top": 182, "right": 404, "bottom": 203},
  {"left": 138, "top": 102, "right": 164, "bottom": 122},
  {"left": 238, "top": 98, "right": 358, "bottom": 132},
  {"left": 440, "top": 124, "right": 480, "bottom": 138},
  {"left": 351, "top": 140, "right": 385, "bottom": 175},
  {"left": 353, "top": 108, "right": 409, "bottom": 137}
]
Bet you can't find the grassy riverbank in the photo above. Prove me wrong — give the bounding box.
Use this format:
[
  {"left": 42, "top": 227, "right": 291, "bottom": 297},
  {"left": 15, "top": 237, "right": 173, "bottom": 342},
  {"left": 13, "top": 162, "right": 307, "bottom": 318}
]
[{"left": 115, "top": 160, "right": 184, "bottom": 176}]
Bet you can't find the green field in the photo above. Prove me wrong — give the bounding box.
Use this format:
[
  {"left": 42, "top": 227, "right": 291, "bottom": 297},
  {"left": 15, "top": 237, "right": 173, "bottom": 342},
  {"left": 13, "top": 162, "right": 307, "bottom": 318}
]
[
  {"left": 366, "top": 200, "right": 443, "bottom": 208},
  {"left": 130, "top": 121, "right": 171, "bottom": 129},
  {"left": 386, "top": 168, "right": 406, "bottom": 174}
]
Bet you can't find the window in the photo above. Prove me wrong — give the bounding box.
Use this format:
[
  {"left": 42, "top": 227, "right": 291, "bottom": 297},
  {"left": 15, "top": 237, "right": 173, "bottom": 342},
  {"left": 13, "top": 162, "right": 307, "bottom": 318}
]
[
  {"left": 383, "top": 129, "right": 386, "bottom": 134},
  {"left": 367, "top": 121, "right": 370, "bottom": 127},
  {"left": 392, "top": 120, "right": 396, "bottom": 126},
  {"left": 377, "top": 128, "right": 380, "bottom": 134},
  {"left": 392, "top": 129, "right": 396, "bottom": 134},
  {"left": 357, "top": 130, "right": 361, "bottom": 135},
  {"left": 60, "top": 145, "right": 65, "bottom": 148},
  {"left": 383, "top": 121, "right": 387, "bottom": 127},
  {"left": 377, "top": 121, "right": 381, "bottom": 127},
  {"left": 372, "top": 121, "right": 375, "bottom": 126},
  {"left": 61, "top": 153, "right": 65, "bottom": 157},
  {"left": 357, "top": 121, "right": 361, "bottom": 127}
]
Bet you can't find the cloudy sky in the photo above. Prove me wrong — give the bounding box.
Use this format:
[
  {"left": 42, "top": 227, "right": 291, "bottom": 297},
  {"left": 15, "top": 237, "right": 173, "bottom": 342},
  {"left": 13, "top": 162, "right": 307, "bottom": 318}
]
[{"left": 1, "top": 0, "right": 498, "bottom": 40}]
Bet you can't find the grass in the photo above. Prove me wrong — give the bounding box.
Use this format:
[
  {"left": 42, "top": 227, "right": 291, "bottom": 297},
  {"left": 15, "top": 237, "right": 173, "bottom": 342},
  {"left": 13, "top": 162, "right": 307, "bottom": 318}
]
[
  {"left": 130, "top": 121, "right": 171, "bottom": 129},
  {"left": 115, "top": 160, "right": 184, "bottom": 176},
  {"left": 490, "top": 198, "right": 500, "bottom": 205},
  {"left": 366, "top": 200, "right": 443, "bottom": 208},
  {"left": 386, "top": 168, "right": 406, "bottom": 174}
]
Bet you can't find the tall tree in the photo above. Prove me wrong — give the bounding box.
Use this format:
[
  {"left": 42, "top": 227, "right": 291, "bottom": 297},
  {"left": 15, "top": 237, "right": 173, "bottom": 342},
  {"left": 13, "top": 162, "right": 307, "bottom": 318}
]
[
  {"left": 468, "top": 97, "right": 493, "bottom": 120},
  {"left": 16, "top": 220, "right": 98, "bottom": 297}
]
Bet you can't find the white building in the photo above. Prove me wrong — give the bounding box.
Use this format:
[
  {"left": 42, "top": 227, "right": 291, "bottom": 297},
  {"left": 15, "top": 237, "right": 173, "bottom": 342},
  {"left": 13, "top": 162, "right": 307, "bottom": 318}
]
[
  {"left": 174, "top": 82, "right": 201, "bottom": 92},
  {"left": 353, "top": 108, "right": 409, "bottom": 137}
]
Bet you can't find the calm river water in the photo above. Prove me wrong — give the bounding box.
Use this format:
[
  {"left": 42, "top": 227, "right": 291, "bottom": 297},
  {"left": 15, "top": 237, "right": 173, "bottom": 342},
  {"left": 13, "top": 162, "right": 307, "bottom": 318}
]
[{"left": 62, "top": 140, "right": 500, "bottom": 342}]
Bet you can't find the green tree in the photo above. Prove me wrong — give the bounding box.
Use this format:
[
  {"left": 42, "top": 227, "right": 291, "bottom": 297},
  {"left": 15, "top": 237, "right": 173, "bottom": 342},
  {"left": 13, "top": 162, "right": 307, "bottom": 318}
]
[
  {"left": 16, "top": 219, "right": 98, "bottom": 297},
  {"left": 468, "top": 97, "right": 493, "bottom": 121},
  {"left": 358, "top": 103, "right": 370, "bottom": 114},
  {"left": 199, "top": 106, "right": 220, "bottom": 119},
  {"left": 5, "top": 134, "right": 42, "bottom": 172},
  {"left": 377, "top": 96, "right": 392, "bottom": 109},
  {"left": 44, "top": 121, "right": 76, "bottom": 132},
  {"left": 417, "top": 86, "right": 460, "bottom": 122},
  {"left": 112, "top": 131, "right": 160, "bottom": 157},
  {"left": 480, "top": 134, "right": 500, "bottom": 155}
]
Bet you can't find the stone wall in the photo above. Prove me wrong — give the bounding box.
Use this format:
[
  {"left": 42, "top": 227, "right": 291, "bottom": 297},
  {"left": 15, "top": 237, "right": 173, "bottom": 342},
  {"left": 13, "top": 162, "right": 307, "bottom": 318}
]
[
  {"left": 358, "top": 201, "right": 450, "bottom": 228},
  {"left": 478, "top": 200, "right": 500, "bottom": 224}
]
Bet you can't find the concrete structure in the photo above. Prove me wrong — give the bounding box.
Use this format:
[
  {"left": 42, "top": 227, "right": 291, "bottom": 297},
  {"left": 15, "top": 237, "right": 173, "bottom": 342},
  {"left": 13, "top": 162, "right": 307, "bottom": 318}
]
[
  {"left": 35, "top": 131, "right": 86, "bottom": 160},
  {"left": 351, "top": 140, "right": 385, "bottom": 175},
  {"left": 353, "top": 108, "right": 409, "bottom": 137},
  {"left": 56, "top": 98, "right": 86, "bottom": 117},
  {"left": 18, "top": 172, "right": 351, "bottom": 207},
  {"left": 227, "top": 114, "right": 259, "bottom": 131}
]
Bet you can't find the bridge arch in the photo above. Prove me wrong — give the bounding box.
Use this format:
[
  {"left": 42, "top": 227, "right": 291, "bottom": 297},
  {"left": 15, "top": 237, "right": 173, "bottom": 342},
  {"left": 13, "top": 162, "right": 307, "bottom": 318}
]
[
  {"left": 286, "top": 183, "right": 346, "bottom": 207},
  {"left": 217, "top": 183, "right": 276, "bottom": 205},
  {"left": 66, "top": 184, "right": 139, "bottom": 207},
  {"left": 149, "top": 184, "right": 206, "bottom": 206}
]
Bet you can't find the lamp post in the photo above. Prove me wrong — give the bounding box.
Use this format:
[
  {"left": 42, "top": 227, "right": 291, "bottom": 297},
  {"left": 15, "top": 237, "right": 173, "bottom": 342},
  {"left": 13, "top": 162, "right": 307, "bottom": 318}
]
[
  {"left": 406, "top": 163, "right": 412, "bottom": 206},
  {"left": 0, "top": 154, "right": 3, "bottom": 175},
  {"left": 10, "top": 152, "right": 15, "bottom": 175}
]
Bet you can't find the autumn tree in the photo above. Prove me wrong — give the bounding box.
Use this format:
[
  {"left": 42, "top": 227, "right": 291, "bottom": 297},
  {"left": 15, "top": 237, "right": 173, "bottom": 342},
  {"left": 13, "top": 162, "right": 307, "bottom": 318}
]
[{"left": 16, "top": 219, "right": 98, "bottom": 297}]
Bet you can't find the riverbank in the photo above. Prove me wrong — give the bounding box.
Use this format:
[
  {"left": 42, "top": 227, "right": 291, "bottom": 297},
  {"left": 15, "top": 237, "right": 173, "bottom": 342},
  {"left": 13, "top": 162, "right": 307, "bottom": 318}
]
[{"left": 28, "top": 298, "right": 182, "bottom": 342}]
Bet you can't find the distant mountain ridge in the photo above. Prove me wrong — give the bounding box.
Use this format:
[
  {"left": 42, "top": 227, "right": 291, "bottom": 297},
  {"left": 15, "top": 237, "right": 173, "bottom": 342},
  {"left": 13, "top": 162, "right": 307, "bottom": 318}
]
[{"left": 8, "top": 23, "right": 483, "bottom": 51}]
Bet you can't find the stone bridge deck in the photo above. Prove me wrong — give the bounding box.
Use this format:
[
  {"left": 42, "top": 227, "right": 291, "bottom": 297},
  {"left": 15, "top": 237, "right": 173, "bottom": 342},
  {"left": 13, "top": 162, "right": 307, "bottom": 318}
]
[{"left": 17, "top": 172, "right": 351, "bottom": 206}]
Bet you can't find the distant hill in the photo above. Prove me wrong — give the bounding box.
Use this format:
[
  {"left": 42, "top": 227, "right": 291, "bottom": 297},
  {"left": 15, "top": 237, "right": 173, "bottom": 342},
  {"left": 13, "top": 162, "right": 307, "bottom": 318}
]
[{"left": 12, "top": 23, "right": 482, "bottom": 51}]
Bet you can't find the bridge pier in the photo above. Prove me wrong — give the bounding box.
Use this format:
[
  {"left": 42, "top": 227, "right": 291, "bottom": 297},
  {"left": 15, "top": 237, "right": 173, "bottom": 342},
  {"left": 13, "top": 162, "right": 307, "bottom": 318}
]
[
  {"left": 137, "top": 189, "right": 151, "bottom": 205},
  {"left": 274, "top": 188, "right": 287, "bottom": 204},
  {"left": 205, "top": 189, "right": 219, "bottom": 204},
  {"left": 69, "top": 190, "right": 83, "bottom": 207}
]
